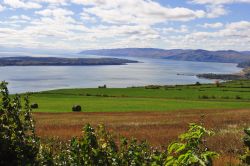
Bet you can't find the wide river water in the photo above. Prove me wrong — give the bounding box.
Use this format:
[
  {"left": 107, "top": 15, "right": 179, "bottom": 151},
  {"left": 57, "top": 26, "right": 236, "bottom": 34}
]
[{"left": 0, "top": 55, "right": 242, "bottom": 94}]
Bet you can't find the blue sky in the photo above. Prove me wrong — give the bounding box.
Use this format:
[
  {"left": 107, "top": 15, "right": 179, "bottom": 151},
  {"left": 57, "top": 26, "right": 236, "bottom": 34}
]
[{"left": 0, "top": 0, "right": 249, "bottom": 51}]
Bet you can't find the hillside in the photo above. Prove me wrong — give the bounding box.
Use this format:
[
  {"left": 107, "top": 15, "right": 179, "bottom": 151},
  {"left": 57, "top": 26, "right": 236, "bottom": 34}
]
[
  {"left": 80, "top": 48, "right": 250, "bottom": 63},
  {"left": 238, "top": 60, "right": 250, "bottom": 68},
  {"left": 0, "top": 56, "right": 138, "bottom": 66},
  {"left": 80, "top": 48, "right": 180, "bottom": 58},
  {"left": 165, "top": 49, "right": 250, "bottom": 63}
]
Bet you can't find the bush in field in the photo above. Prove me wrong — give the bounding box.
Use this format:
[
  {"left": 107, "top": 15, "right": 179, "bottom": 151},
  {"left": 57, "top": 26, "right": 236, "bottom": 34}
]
[
  {"left": 145, "top": 85, "right": 161, "bottom": 89},
  {"left": 0, "top": 81, "right": 39, "bottom": 165},
  {"left": 235, "top": 95, "right": 242, "bottom": 100},
  {"left": 31, "top": 103, "right": 39, "bottom": 109},
  {"left": 72, "top": 105, "right": 82, "bottom": 112},
  {"left": 195, "top": 82, "right": 201, "bottom": 86},
  {"left": 215, "top": 80, "right": 220, "bottom": 87},
  {"left": 199, "top": 95, "right": 209, "bottom": 99},
  {"left": 165, "top": 123, "right": 219, "bottom": 166},
  {"left": 241, "top": 128, "right": 250, "bottom": 164},
  {"left": 98, "top": 84, "right": 107, "bottom": 88}
]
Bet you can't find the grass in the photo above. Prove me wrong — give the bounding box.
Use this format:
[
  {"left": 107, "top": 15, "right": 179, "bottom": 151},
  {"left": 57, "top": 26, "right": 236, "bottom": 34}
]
[
  {"left": 29, "top": 80, "right": 250, "bottom": 113},
  {"left": 30, "top": 94, "right": 250, "bottom": 112}
]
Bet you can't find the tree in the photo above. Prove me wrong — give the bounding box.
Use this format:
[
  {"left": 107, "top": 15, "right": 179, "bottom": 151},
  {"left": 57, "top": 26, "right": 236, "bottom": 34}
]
[{"left": 0, "top": 81, "right": 39, "bottom": 165}]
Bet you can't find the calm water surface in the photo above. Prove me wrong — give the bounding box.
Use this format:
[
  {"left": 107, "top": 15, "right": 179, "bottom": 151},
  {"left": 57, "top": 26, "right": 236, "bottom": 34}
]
[{"left": 0, "top": 55, "right": 241, "bottom": 93}]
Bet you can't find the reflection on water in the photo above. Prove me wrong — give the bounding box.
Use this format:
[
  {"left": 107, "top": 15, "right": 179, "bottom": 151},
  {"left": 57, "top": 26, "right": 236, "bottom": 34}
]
[{"left": 0, "top": 56, "right": 241, "bottom": 94}]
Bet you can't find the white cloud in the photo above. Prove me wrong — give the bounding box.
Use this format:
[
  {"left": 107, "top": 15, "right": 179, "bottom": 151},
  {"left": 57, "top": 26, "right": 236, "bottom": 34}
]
[
  {"left": 162, "top": 25, "right": 189, "bottom": 33},
  {"left": 74, "top": 0, "right": 206, "bottom": 25},
  {"left": 206, "top": 5, "right": 228, "bottom": 18},
  {"left": 191, "top": 0, "right": 250, "bottom": 5},
  {"left": 165, "top": 21, "right": 250, "bottom": 50},
  {"left": 0, "top": 4, "right": 5, "bottom": 11},
  {"left": 33, "top": 0, "right": 67, "bottom": 5},
  {"left": 191, "top": 0, "right": 250, "bottom": 18},
  {"left": 201, "top": 22, "right": 224, "bottom": 28},
  {"left": 3, "top": 0, "right": 42, "bottom": 9},
  {"left": 0, "top": 1, "right": 249, "bottom": 50},
  {"left": 226, "top": 20, "right": 250, "bottom": 29},
  {"left": 35, "top": 8, "right": 74, "bottom": 17},
  {"left": 10, "top": 15, "right": 31, "bottom": 20},
  {"left": 80, "top": 12, "right": 97, "bottom": 22}
]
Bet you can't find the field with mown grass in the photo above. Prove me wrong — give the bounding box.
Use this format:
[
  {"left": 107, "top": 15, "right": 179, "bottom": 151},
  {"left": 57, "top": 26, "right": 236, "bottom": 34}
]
[
  {"left": 28, "top": 80, "right": 250, "bottom": 165},
  {"left": 29, "top": 80, "right": 250, "bottom": 113}
]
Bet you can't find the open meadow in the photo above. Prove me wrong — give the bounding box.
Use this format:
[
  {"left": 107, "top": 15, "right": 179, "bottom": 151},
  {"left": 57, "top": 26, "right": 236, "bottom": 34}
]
[{"left": 30, "top": 80, "right": 250, "bottom": 112}]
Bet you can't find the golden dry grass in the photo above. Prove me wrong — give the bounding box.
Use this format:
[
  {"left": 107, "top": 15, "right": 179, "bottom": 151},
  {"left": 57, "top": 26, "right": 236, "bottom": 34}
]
[{"left": 34, "top": 109, "right": 250, "bottom": 165}]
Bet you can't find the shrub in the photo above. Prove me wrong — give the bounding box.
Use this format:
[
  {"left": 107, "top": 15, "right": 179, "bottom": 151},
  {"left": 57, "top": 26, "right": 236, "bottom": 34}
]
[
  {"left": 72, "top": 105, "right": 82, "bottom": 112},
  {"left": 235, "top": 95, "right": 242, "bottom": 100},
  {"left": 215, "top": 81, "right": 220, "bottom": 87},
  {"left": 200, "top": 95, "right": 209, "bottom": 99},
  {"left": 31, "top": 103, "right": 39, "bottom": 109},
  {"left": 165, "top": 123, "right": 219, "bottom": 166},
  {"left": 211, "top": 96, "right": 216, "bottom": 99},
  {"left": 145, "top": 85, "right": 161, "bottom": 89},
  {"left": 241, "top": 128, "right": 250, "bottom": 164},
  {"left": 39, "top": 124, "right": 167, "bottom": 165},
  {"left": 195, "top": 82, "right": 201, "bottom": 86},
  {"left": 98, "top": 84, "right": 107, "bottom": 88},
  {"left": 222, "top": 96, "right": 230, "bottom": 99},
  {"left": 102, "top": 94, "right": 109, "bottom": 97},
  {"left": 0, "top": 81, "right": 39, "bottom": 165}
]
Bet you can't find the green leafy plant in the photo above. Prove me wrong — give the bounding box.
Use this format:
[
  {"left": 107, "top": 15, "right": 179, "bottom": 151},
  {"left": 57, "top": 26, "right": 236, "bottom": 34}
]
[
  {"left": 0, "top": 81, "right": 39, "bottom": 165},
  {"left": 241, "top": 128, "right": 250, "bottom": 165},
  {"left": 42, "top": 124, "right": 166, "bottom": 166},
  {"left": 165, "top": 123, "right": 219, "bottom": 166}
]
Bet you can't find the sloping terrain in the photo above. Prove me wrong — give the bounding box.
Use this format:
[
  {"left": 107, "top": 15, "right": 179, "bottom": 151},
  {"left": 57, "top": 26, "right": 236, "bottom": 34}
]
[{"left": 80, "top": 48, "right": 250, "bottom": 63}]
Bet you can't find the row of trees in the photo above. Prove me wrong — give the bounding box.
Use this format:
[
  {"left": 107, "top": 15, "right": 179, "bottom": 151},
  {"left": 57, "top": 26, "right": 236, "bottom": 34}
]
[{"left": 0, "top": 81, "right": 249, "bottom": 165}]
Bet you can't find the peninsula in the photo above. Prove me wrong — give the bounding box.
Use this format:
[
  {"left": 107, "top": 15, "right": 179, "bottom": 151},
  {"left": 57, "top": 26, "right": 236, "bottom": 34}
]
[{"left": 0, "top": 56, "right": 138, "bottom": 66}]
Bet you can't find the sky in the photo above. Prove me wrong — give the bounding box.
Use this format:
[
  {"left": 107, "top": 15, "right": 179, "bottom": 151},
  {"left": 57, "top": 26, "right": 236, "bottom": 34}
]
[{"left": 0, "top": 0, "right": 249, "bottom": 51}]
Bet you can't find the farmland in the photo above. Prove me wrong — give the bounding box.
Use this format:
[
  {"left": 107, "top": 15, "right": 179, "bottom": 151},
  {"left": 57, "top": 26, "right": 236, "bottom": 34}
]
[
  {"left": 34, "top": 109, "right": 250, "bottom": 165},
  {"left": 25, "top": 80, "right": 250, "bottom": 165},
  {"left": 29, "top": 80, "right": 250, "bottom": 113}
]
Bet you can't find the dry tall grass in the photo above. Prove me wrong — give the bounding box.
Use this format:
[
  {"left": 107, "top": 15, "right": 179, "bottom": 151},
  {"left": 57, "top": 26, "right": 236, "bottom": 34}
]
[{"left": 34, "top": 109, "right": 250, "bottom": 165}]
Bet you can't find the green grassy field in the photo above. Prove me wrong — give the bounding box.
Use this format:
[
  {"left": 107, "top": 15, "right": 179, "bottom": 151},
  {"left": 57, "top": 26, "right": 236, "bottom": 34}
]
[{"left": 27, "top": 80, "right": 250, "bottom": 113}]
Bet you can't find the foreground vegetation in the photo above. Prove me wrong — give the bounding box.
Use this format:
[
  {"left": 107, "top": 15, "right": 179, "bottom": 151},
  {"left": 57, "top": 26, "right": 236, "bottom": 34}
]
[
  {"left": 29, "top": 80, "right": 250, "bottom": 113},
  {"left": 34, "top": 109, "right": 250, "bottom": 165}
]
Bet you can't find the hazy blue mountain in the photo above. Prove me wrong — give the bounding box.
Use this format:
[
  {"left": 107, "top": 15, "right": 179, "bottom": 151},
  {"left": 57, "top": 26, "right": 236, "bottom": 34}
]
[
  {"left": 165, "top": 49, "right": 250, "bottom": 63},
  {"left": 238, "top": 61, "right": 250, "bottom": 68},
  {"left": 241, "top": 51, "right": 250, "bottom": 55},
  {"left": 80, "top": 48, "right": 250, "bottom": 63},
  {"left": 80, "top": 48, "right": 176, "bottom": 58}
]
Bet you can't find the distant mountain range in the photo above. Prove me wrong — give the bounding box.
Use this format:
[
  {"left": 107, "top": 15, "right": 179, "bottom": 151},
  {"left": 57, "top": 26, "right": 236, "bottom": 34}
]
[
  {"left": 80, "top": 48, "right": 250, "bottom": 63},
  {"left": 0, "top": 56, "right": 138, "bottom": 66}
]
